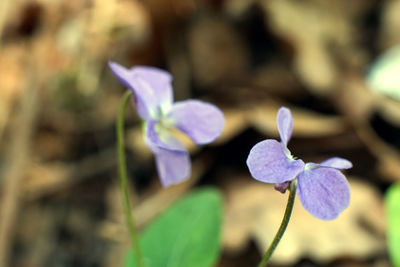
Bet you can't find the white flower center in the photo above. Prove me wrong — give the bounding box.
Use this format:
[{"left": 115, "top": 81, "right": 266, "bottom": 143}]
[{"left": 284, "top": 146, "right": 296, "bottom": 161}]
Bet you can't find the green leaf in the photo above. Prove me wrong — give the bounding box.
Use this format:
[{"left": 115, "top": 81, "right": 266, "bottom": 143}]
[
  {"left": 385, "top": 183, "right": 400, "bottom": 267},
  {"left": 124, "top": 187, "right": 222, "bottom": 267}
]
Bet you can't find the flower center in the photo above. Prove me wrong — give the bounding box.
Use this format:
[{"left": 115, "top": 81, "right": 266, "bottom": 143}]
[
  {"left": 153, "top": 112, "right": 176, "bottom": 143},
  {"left": 284, "top": 146, "right": 296, "bottom": 161}
]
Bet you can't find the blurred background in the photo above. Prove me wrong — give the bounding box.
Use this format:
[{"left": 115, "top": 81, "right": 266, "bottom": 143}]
[{"left": 0, "top": 0, "right": 399, "bottom": 266}]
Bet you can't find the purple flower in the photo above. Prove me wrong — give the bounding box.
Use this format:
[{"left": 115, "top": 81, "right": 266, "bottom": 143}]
[
  {"left": 109, "top": 61, "right": 225, "bottom": 187},
  {"left": 246, "top": 107, "right": 352, "bottom": 220}
]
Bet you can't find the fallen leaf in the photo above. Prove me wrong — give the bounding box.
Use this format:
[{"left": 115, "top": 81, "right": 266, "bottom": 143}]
[
  {"left": 338, "top": 74, "right": 400, "bottom": 182},
  {"left": 223, "top": 176, "right": 386, "bottom": 264},
  {"left": 247, "top": 103, "right": 347, "bottom": 138},
  {"left": 379, "top": 0, "right": 400, "bottom": 50},
  {"left": 259, "top": 0, "right": 359, "bottom": 95},
  {"left": 188, "top": 16, "right": 250, "bottom": 88}
]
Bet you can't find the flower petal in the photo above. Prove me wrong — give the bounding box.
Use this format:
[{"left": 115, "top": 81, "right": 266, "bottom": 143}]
[
  {"left": 297, "top": 167, "right": 350, "bottom": 220},
  {"left": 170, "top": 100, "right": 225, "bottom": 144},
  {"left": 109, "top": 61, "right": 173, "bottom": 120},
  {"left": 320, "top": 157, "right": 353, "bottom": 170},
  {"left": 246, "top": 139, "right": 305, "bottom": 184},
  {"left": 145, "top": 121, "right": 190, "bottom": 187},
  {"left": 277, "top": 107, "right": 293, "bottom": 146}
]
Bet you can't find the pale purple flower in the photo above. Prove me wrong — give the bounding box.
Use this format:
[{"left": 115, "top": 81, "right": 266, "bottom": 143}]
[
  {"left": 109, "top": 61, "right": 225, "bottom": 187},
  {"left": 246, "top": 107, "right": 352, "bottom": 220}
]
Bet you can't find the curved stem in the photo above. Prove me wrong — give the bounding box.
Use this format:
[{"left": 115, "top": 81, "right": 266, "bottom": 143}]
[
  {"left": 258, "top": 180, "right": 297, "bottom": 267},
  {"left": 117, "top": 90, "right": 144, "bottom": 267}
]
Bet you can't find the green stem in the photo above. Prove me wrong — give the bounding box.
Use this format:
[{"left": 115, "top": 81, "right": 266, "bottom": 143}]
[
  {"left": 117, "top": 90, "right": 144, "bottom": 267},
  {"left": 258, "top": 180, "right": 297, "bottom": 267}
]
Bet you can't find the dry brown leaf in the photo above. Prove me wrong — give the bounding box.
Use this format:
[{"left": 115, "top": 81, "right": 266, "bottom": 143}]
[
  {"left": 294, "top": 38, "right": 337, "bottom": 93},
  {"left": 356, "top": 126, "right": 400, "bottom": 182},
  {"left": 16, "top": 203, "right": 58, "bottom": 267},
  {"left": 247, "top": 104, "right": 346, "bottom": 138},
  {"left": 376, "top": 96, "right": 400, "bottom": 127},
  {"left": 338, "top": 75, "right": 400, "bottom": 182},
  {"left": 23, "top": 161, "right": 72, "bottom": 198},
  {"left": 223, "top": 177, "right": 386, "bottom": 264},
  {"left": 188, "top": 16, "right": 250, "bottom": 88},
  {"left": 214, "top": 108, "right": 248, "bottom": 145},
  {"left": 251, "top": 64, "right": 303, "bottom": 98},
  {"left": 259, "top": 0, "right": 354, "bottom": 95},
  {"left": 379, "top": 0, "right": 400, "bottom": 50},
  {"left": 338, "top": 75, "right": 376, "bottom": 124},
  {"left": 223, "top": 0, "right": 257, "bottom": 18},
  {"left": 22, "top": 148, "right": 116, "bottom": 200}
]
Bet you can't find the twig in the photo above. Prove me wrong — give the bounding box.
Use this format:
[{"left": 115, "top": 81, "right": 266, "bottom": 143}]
[{"left": 0, "top": 51, "right": 40, "bottom": 267}]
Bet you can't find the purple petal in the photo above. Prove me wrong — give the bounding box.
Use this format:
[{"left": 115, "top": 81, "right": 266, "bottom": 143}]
[
  {"left": 145, "top": 121, "right": 190, "bottom": 187},
  {"left": 246, "top": 139, "right": 305, "bottom": 184},
  {"left": 277, "top": 107, "right": 293, "bottom": 146},
  {"left": 109, "top": 61, "right": 173, "bottom": 120},
  {"left": 297, "top": 166, "right": 350, "bottom": 220},
  {"left": 320, "top": 157, "right": 353, "bottom": 170},
  {"left": 170, "top": 100, "right": 225, "bottom": 144}
]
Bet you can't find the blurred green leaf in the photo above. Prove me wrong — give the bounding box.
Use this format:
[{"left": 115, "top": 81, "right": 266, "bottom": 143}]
[
  {"left": 385, "top": 183, "right": 400, "bottom": 267},
  {"left": 124, "top": 188, "right": 222, "bottom": 267},
  {"left": 367, "top": 45, "right": 400, "bottom": 101}
]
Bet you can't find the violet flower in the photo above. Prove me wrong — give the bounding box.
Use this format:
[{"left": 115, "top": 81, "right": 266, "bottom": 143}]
[
  {"left": 246, "top": 107, "right": 352, "bottom": 220},
  {"left": 109, "top": 62, "right": 224, "bottom": 187}
]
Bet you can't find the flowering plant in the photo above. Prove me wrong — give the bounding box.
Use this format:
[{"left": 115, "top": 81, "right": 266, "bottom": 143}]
[
  {"left": 109, "top": 62, "right": 225, "bottom": 186},
  {"left": 247, "top": 107, "right": 352, "bottom": 220},
  {"left": 110, "top": 62, "right": 225, "bottom": 267},
  {"left": 246, "top": 107, "right": 352, "bottom": 267}
]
